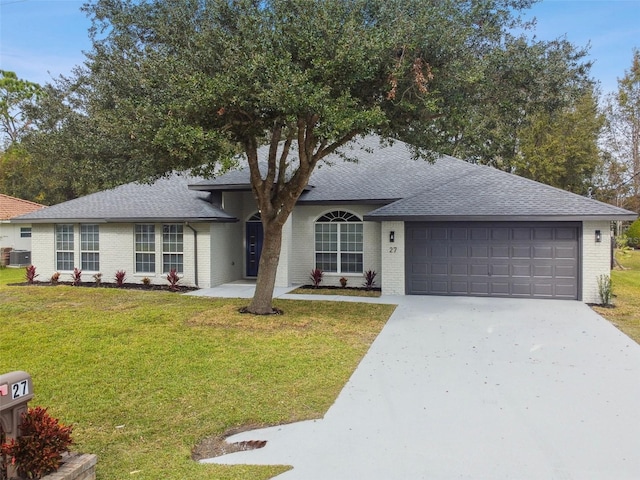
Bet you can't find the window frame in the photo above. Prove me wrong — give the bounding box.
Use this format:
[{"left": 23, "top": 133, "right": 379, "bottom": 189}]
[
  {"left": 314, "top": 211, "right": 364, "bottom": 274},
  {"left": 80, "top": 224, "right": 100, "bottom": 272},
  {"left": 134, "top": 224, "right": 156, "bottom": 274},
  {"left": 162, "top": 224, "right": 184, "bottom": 274},
  {"left": 20, "top": 227, "right": 32, "bottom": 238},
  {"left": 55, "top": 224, "right": 75, "bottom": 271}
]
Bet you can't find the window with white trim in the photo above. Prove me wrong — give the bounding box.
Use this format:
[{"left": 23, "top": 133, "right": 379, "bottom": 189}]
[
  {"left": 55, "top": 224, "right": 74, "bottom": 271},
  {"left": 20, "top": 227, "right": 31, "bottom": 238},
  {"left": 162, "top": 224, "right": 183, "bottom": 273},
  {"left": 135, "top": 224, "right": 156, "bottom": 273},
  {"left": 80, "top": 224, "right": 100, "bottom": 271},
  {"left": 315, "top": 211, "right": 363, "bottom": 273}
]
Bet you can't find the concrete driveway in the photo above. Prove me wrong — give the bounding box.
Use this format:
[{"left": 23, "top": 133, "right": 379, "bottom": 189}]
[{"left": 201, "top": 295, "right": 640, "bottom": 479}]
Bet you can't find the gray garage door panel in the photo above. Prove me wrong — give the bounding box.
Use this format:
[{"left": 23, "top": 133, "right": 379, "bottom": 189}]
[{"left": 406, "top": 222, "right": 580, "bottom": 299}]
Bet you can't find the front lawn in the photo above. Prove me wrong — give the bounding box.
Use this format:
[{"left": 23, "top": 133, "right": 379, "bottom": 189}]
[
  {"left": 0, "top": 267, "right": 395, "bottom": 480},
  {"left": 592, "top": 250, "right": 640, "bottom": 343}
]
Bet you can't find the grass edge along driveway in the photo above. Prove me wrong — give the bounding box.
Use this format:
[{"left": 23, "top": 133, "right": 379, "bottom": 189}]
[
  {"left": 0, "top": 268, "right": 395, "bottom": 480},
  {"left": 592, "top": 249, "right": 640, "bottom": 344}
]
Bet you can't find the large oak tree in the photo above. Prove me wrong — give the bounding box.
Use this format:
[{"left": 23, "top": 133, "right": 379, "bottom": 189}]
[{"left": 72, "top": 0, "right": 591, "bottom": 313}]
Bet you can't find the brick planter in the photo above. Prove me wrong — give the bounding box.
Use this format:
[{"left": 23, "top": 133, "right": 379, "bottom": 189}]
[{"left": 40, "top": 454, "right": 97, "bottom": 480}]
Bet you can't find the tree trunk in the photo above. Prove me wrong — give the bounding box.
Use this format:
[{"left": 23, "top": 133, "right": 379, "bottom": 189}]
[{"left": 246, "top": 220, "right": 284, "bottom": 314}]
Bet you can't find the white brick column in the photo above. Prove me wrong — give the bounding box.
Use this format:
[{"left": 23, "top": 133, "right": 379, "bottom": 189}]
[
  {"left": 275, "top": 216, "right": 292, "bottom": 287},
  {"left": 381, "top": 221, "right": 405, "bottom": 295},
  {"left": 582, "top": 221, "right": 612, "bottom": 303}
]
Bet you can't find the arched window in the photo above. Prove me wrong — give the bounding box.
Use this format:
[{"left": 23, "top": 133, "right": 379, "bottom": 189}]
[{"left": 315, "top": 211, "right": 363, "bottom": 274}]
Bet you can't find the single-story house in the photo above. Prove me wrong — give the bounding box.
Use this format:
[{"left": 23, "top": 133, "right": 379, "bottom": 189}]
[
  {"left": 11, "top": 136, "right": 636, "bottom": 303},
  {"left": 0, "top": 193, "right": 45, "bottom": 265}
]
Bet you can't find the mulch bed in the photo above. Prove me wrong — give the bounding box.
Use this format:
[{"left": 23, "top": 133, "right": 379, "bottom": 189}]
[
  {"left": 9, "top": 281, "right": 198, "bottom": 293},
  {"left": 299, "top": 285, "right": 381, "bottom": 292}
]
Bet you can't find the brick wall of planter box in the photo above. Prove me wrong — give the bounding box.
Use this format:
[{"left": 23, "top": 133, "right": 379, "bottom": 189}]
[{"left": 40, "top": 454, "right": 97, "bottom": 480}]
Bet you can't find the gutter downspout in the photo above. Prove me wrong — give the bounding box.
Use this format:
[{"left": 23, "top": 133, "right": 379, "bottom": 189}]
[{"left": 185, "top": 223, "right": 198, "bottom": 287}]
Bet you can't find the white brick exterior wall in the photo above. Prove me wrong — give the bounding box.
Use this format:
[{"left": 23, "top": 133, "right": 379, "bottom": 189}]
[
  {"left": 380, "top": 221, "right": 405, "bottom": 295},
  {"left": 210, "top": 222, "right": 242, "bottom": 287},
  {"left": 290, "top": 205, "right": 381, "bottom": 287},
  {"left": 27, "top": 212, "right": 615, "bottom": 304},
  {"left": 29, "top": 222, "right": 211, "bottom": 288},
  {"left": 582, "top": 220, "right": 612, "bottom": 304},
  {"left": 30, "top": 224, "right": 55, "bottom": 274}
]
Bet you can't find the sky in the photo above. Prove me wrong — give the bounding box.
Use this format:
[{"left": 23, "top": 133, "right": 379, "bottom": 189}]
[{"left": 0, "top": 0, "right": 638, "bottom": 96}]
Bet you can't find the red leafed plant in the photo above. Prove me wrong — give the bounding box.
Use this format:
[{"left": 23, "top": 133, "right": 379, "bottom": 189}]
[
  {"left": 166, "top": 269, "right": 180, "bottom": 291},
  {"left": 114, "top": 270, "right": 127, "bottom": 287},
  {"left": 363, "top": 270, "right": 377, "bottom": 290},
  {"left": 1, "top": 406, "right": 73, "bottom": 479},
  {"left": 25, "top": 265, "right": 38, "bottom": 284},
  {"left": 309, "top": 268, "right": 323, "bottom": 288}
]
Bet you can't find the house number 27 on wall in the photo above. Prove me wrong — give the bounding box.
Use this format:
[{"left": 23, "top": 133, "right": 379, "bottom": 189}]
[{"left": 389, "top": 247, "right": 397, "bottom": 253}]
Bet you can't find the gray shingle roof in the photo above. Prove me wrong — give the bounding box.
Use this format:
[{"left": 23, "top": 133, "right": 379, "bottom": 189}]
[
  {"left": 12, "top": 136, "right": 636, "bottom": 223},
  {"left": 190, "top": 136, "right": 479, "bottom": 203},
  {"left": 300, "top": 137, "right": 479, "bottom": 203},
  {"left": 192, "top": 135, "right": 636, "bottom": 221},
  {"left": 364, "top": 162, "right": 637, "bottom": 221},
  {"left": 12, "top": 173, "right": 236, "bottom": 223}
]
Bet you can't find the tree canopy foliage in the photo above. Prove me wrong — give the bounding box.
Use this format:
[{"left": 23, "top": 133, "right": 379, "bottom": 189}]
[
  {"left": 515, "top": 89, "right": 604, "bottom": 194},
  {"left": 0, "top": 70, "right": 42, "bottom": 147},
  {"left": 601, "top": 49, "right": 640, "bottom": 212}
]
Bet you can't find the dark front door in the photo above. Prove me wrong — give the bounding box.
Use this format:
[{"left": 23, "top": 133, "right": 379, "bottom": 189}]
[{"left": 246, "top": 221, "right": 264, "bottom": 277}]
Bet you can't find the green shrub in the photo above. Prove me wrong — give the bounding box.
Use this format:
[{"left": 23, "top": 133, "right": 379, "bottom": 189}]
[
  {"left": 625, "top": 219, "right": 640, "bottom": 248},
  {"left": 597, "top": 274, "right": 613, "bottom": 306}
]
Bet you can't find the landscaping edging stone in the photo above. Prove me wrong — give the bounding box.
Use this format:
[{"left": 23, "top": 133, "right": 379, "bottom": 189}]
[{"left": 40, "top": 454, "right": 97, "bottom": 480}]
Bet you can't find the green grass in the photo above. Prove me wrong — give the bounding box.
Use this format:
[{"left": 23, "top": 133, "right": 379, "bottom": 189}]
[
  {"left": 592, "top": 250, "right": 640, "bottom": 343},
  {"left": 0, "top": 267, "right": 395, "bottom": 479}
]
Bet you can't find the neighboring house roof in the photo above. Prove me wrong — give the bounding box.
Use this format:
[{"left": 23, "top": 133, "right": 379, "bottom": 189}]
[
  {"left": 11, "top": 173, "right": 236, "bottom": 223},
  {"left": 0, "top": 194, "right": 45, "bottom": 221},
  {"left": 10, "top": 136, "right": 637, "bottom": 224}
]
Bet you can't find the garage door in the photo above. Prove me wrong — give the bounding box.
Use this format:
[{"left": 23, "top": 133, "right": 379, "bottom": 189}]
[{"left": 405, "top": 222, "right": 579, "bottom": 299}]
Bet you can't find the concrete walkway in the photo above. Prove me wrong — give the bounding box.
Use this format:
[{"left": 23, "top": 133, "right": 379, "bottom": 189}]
[
  {"left": 195, "top": 289, "right": 640, "bottom": 479},
  {"left": 187, "top": 280, "right": 393, "bottom": 303}
]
